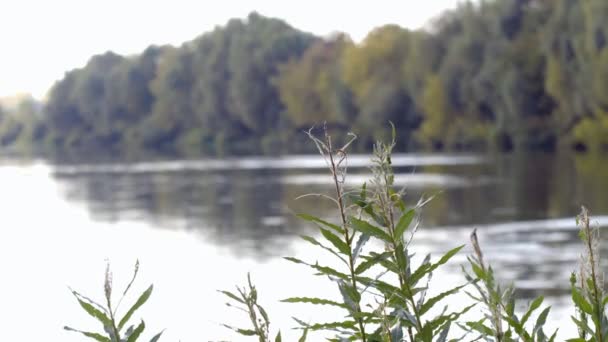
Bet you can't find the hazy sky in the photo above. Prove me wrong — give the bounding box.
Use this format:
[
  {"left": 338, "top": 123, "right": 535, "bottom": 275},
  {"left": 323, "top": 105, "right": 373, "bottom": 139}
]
[{"left": 0, "top": 0, "right": 461, "bottom": 99}]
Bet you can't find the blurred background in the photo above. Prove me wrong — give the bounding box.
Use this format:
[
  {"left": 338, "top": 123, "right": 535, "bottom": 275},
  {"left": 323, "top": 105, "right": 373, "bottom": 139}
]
[{"left": 1, "top": 0, "right": 608, "bottom": 340}]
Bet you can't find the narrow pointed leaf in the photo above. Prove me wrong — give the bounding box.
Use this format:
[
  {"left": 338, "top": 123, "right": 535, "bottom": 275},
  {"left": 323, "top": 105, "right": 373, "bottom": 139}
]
[
  {"left": 299, "top": 235, "right": 347, "bottom": 264},
  {"left": 420, "top": 283, "right": 468, "bottom": 316},
  {"left": 281, "top": 297, "right": 349, "bottom": 309},
  {"left": 355, "top": 251, "right": 392, "bottom": 275},
  {"left": 126, "top": 320, "right": 145, "bottom": 342},
  {"left": 352, "top": 233, "right": 370, "bottom": 262},
  {"left": 394, "top": 209, "right": 415, "bottom": 240},
  {"left": 149, "top": 330, "right": 164, "bottom": 342},
  {"left": 64, "top": 326, "right": 111, "bottom": 342},
  {"left": 319, "top": 228, "right": 350, "bottom": 255},
  {"left": 521, "top": 296, "right": 544, "bottom": 325},
  {"left": 218, "top": 290, "right": 244, "bottom": 304},
  {"left": 118, "top": 285, "right": 153, "bottom": 330},
  {"left": 350, "top": 217, "right": 391, "bottom": 242},
  {"left": 71, "top": 291, "right": 112, "bottom": 329},
  {"left": 410, "top": 246, "right": 464, "bottom": 285},
  {"left": 297, "top": 214, "right": 343, "bottom": 233}
]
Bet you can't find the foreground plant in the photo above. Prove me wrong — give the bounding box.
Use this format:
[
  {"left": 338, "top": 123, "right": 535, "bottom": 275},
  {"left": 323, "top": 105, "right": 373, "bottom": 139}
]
[
  {"left": 65, "top": 260, "right": 163, "bottom": 342},
  {"left": 220, "top": 273, "right": 305, "bottom": 342},
  {"left": 569, "top": 206, "right": 607, "bottom": 342},
  {"left": 274, "top": 126, "right": 469, "bottom": 341},
  {"left": 462, "top": 230, "right": 556, "bottom": 342}
]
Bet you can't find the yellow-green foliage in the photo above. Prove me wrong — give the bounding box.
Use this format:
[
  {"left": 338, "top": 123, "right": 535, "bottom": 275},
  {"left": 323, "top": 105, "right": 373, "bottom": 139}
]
[
  {"left": 573, "top": 111, "right": 608, "bottom": 151},
  {"left": 416, "top": 74, "right": 449, "bottom": 146},
  {"left": 275, "top": 36, "right": 353, "bottom": 127}
]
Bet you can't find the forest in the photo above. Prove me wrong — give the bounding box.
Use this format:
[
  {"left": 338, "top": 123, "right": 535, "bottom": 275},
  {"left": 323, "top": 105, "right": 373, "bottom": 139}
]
[{"left": 2, "top": 0, "right": 608, "bottom": 159}]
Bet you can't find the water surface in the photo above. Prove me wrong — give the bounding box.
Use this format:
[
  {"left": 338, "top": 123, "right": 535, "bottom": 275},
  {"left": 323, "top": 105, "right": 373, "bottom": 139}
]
[{"left": 2, "top": 151, "right": 608, "bottom": 340}]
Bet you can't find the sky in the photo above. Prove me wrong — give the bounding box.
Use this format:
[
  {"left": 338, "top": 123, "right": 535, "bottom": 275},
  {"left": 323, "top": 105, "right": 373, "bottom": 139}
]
[{"left": 0, "top": 0, "right": 461, "bottom": 99}]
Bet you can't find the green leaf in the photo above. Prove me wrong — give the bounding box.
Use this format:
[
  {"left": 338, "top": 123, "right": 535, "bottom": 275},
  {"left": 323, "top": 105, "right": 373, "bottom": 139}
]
[
  {"left": 64, "top": 326, "right": 111, "bottom": 342},
  {"left": 394, "top": 209, "right": 415, "bottom": 241},
  {"left": 284, "top": 257, "right": 350, "bottom": 280},
  {"left": 149, "top": 330, "right": 164, "bottom": 342},
  {"left": 521, "top": 296, "right": 544, "bottom": 325},
  {"left": 465, "top": 321, "right": 494, "bottom": 336},
  {"left": 297, "top": 214, "right": 343, "bottom": 233},
  {"left": 281, "top": 297, "right": 348, "bottom": 309},
  {"left": 118, "top": 284, "right": 153, "bottom": 330},
  {"left": 390, "top": 323, "right": 403, "bottom": 342},
  {"left": 420, "top": 283, "right": 468, "bottom": 316},
  {"left": 570, "top": 315, "right": 594, "bottom": 336},
  {"left": 572, "top": 287, "right": 593, "bottom": 315},
  {"left": 548, "top": 329, "right": 558, "bottom": 342},
  {"left": 299, "top": 235, "right": 347, "bottom": 264},
  {"left": 70, "top": 291, "right": 112, "bottom": 329},
  {"left": 410, "top": 246, "right": 464, "bottom": 286},
  {"left": 126, "top": 320, "right": 145, "bottom": 342},
  {"left": 218, "top": 290, "right": 244, "bottom": 304},
  {"left": 275, "top": 331, "right": 282, "bottom": 342},
  {"left": 338, "top": 281, "right": 361, "bottom": 312},
  {"left": 319, "top": 228, "right": 350, "bottom": 255},
  {"left": 350, "top": 217, "right": 392, "bottom": 242},
  {"left": 352, "top": 233, "right": 370, "bottom": 262},
  {"left": 304, "top": 320, "right": 357, "bottom": 331},
  {"left": 355, "top": 251, "right": 392, "bottom": 275},
  {"left": 437, "top": 323, "right": 450, "bottom": 342},
  {"left": 427, "top": 304, "right": 476, "bottom": 331},
  {"left": 284, "top": 256, "right": 305, "bottom": 265},
  {"left": 236, "top": 328, "right": 258, "bottom": 336},
  {"left": 298, "top": 328, "right": 308, "bottom": 342},
  {"left": 533, "top": 306, "right": 551, "bottom": 337},
  {"left": 222, "top": 324, "right": 257, "bottom": 336}
]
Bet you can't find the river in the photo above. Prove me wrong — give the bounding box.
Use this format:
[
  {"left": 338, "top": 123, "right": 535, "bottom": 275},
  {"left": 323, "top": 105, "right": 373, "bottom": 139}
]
[{"left": 1, "top": 151, "right": 608, "bottom": 340}]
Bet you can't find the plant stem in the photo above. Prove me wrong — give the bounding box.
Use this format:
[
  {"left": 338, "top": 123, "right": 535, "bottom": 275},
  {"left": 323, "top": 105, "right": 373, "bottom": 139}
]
[
  {"left": 326, "top": 135, "right": 367, "bottom": 342},
  {"left": 581, "top": 207, "right": 603, "bottom": 342},
  {"left": 106, "top": 299, "right": 121, "bottom": 342}
]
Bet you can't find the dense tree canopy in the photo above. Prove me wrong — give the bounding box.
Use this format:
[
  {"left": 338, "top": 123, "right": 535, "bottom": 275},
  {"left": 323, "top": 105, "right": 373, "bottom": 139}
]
[{"left": 4, "top": 1, "right": 608, "bottom": 159}]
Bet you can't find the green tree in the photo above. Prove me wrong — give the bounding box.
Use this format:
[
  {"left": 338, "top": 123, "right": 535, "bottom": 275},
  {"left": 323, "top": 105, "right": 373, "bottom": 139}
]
[{"left": 276, "top": 34, "right": 355, "bottom": 128}]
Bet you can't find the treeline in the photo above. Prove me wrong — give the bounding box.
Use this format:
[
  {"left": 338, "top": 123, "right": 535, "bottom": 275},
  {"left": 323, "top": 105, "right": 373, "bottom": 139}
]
[{"left": 4, "top": 0, "right": 608, "bottom": 158}]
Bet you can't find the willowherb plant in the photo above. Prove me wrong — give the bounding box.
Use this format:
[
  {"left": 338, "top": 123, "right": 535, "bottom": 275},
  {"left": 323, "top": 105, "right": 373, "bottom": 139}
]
[
  {"left": 276, "top": 125, "right": 470, "bottom": 341},
  {"left": 220, "top": 273, "right": 306, "bottom": 342},
  {"left": 462, "top": 230, "right": 556, "bottom": 342},
  {"left": 65, "top": 260, "right": 163, "bottom": 342},
  {"left": 569, "top": 206, "right": 608, "bottom": 342}
]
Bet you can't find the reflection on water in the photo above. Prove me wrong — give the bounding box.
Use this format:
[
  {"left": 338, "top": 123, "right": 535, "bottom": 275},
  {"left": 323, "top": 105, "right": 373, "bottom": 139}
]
[
  {"left": 2, "top": 151, "right": 608, "bottom": 340},
  {"left": 51, "top": 151, "right": 608, "bottom": 290}
]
